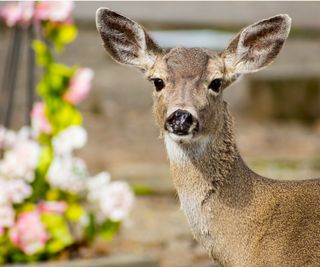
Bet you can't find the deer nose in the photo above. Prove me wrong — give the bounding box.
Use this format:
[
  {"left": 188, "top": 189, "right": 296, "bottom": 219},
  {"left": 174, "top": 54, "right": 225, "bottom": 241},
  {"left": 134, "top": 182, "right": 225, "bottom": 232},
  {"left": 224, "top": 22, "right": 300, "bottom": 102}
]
[{"left": 165, "top": 109, "right": 197, "bottom": 136}]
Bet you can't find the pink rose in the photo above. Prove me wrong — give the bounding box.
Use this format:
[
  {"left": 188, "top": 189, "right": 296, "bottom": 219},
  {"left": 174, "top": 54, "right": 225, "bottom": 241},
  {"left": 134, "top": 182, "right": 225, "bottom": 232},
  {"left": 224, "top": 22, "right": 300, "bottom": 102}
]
[
  {"left": 0, "top": 3, "right": 22, "bottom": 27},
  {"left": 31, "top": 102, "right": 52, "bottom": 135},
  {"left": 34, "top": 1, "right": 73, "bottom": 22},
  {"left": 0, "top": 1, "right": 74, "bottom": 27},
  {"left": 0, "top": 2, "right": 34, "bottom": 27},
  {"left": 64, "top": 68, "right": 94, "bottom": 105},
  {"left": 37, "top": 201, "right": 67, "bottom": 214},
  {"left": 19, "top": 1, "right": 35, "bottom": 26},
  {"left": 9, "top": 211, "right": 48, "bottom": 255}
]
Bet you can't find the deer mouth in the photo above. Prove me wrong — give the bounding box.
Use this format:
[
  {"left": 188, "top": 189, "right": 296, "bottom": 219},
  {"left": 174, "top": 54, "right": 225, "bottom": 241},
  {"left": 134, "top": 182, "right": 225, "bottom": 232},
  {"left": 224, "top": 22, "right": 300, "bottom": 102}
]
[
  {"left": 167, "top": 132, "right": 194, "bottom": 143},
  {"left": 165, "top": 121, "right": 200, "bottom": 143}
]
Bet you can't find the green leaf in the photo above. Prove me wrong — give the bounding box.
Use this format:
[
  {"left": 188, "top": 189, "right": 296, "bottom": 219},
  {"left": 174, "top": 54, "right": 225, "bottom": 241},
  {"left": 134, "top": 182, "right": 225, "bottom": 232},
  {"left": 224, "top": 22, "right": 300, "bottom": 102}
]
[
  {"left": 30, "top": 146, "right": 52, "bottom": 202},
  {"left": 84, "top": 213, "right": 95, "bottom": 241},
  {"left": 32, "top": 40, "right": 52, "bottom": 66},
  {"left": 0, "top": 255, "right": 4, "bottom": 265},
  {"left": 37, "top": 63, "right": 75, "bottom": 98},
  {"left": 37, "top": 146, "right": 53, "bottom": 176},
  {"left": 54, "top": 24, "right": 78, "bottom": 48},
  {"left": 65, "top": 203, "right": 84, "bottom": 222},
  {"left": 41, "top": 214, "right": 73, "bottom": 254},
  {"left": 18, "top": 203, "right": 36, "bottom": 213},
  {"left": 48, "top": 63, "right": 75, "bottom": 93},
  {"left": 44, "top": 22, "right": 78, "bottom": 51},
  {"left": 9, "top": 247, "right": 40, "bottom": 263},
  {"left": 132, "top": 183, "right": 154, "bottom": 196},
  {"left": 47, "top": 103, "right": 82, "bottom": 134},
  {"left": 99, "top": 220, "right": 121, "bottom": 241},
  {"left": 0, "top": 233, "right": 8, "bottom": 264},
  {"left": 46, "top": 189, "right": 61, "bottom": 201}
]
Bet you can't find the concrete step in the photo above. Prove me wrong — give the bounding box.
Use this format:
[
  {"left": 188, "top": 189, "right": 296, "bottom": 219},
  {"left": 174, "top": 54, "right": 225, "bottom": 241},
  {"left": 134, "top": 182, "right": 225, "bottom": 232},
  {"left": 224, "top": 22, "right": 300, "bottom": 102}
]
[{"left": 6, "top": 254, "right": 159, "bottom": 267}]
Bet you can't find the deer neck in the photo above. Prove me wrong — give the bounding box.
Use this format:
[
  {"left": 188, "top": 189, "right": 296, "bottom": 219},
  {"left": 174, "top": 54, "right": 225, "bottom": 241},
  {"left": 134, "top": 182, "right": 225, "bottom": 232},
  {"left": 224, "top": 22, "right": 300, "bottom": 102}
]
[
  {"left": 164, "top": 103, "right": 253, "bottom": 256},
  {"left": 164, "top": 102, "right": 240, "bottom": 194}
]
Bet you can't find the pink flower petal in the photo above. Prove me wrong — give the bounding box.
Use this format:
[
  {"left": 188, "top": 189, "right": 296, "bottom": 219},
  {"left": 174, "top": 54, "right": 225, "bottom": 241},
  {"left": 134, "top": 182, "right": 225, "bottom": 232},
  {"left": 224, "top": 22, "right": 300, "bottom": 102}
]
[
  {"left": 34, "top": 1, "right": 73, "bottom": 22},
  {"left": 31, "top": 102, "right": 52, "bottom": 134},
  {"left": 0, "top": 2, "right": 34, "bottom": 27},
  {"left": 9, "top": 211, "right": 48, "bottom": 255},
  {"left": 37, "top": 201, "right": 67, "bottom": 214},
  {"left": 64, "top": 68, "right": 94, "bottom": 105},
  {"left": 0, "top": 3, "right": 22, "bottom": 27}
]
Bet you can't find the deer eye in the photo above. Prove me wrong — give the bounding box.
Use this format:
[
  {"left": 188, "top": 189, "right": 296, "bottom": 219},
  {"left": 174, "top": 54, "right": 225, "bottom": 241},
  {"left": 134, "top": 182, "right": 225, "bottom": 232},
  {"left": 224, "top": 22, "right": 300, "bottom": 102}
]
[
  {"left": 208, "top": 79, "right": 222, "bottom": 93},
  {"left": 152, "top": 78, "right": 165, "bottom": 91}
]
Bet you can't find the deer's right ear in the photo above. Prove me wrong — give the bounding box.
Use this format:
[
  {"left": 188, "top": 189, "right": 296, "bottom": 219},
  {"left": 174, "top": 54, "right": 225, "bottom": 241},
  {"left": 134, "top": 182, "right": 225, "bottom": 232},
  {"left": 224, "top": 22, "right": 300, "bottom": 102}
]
[{"left": 96, "top": 8, "right": 162, "bottom": 71}]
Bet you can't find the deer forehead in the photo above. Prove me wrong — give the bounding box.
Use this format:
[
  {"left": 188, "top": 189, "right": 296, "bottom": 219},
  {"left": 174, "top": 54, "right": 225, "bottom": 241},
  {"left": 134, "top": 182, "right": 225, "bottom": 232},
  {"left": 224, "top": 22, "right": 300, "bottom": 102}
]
[{"left": 149, "top": 47, "right": 225, "bottom": 82}]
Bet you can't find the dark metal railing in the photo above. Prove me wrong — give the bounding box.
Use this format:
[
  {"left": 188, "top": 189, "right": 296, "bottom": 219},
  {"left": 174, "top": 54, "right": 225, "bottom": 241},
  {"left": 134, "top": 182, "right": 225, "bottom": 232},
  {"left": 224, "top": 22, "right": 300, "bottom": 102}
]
[{"left": 0, "top": 24, "right": 35, "bottom": 128}]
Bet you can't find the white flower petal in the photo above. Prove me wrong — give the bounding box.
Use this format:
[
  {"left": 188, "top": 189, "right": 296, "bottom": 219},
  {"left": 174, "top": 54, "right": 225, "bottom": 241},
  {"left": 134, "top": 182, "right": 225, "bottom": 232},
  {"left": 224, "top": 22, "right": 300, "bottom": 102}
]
[
  {"left": 52, "top": 126, "right": 87, "bottom": 155},
  {"left": 98, "top": 181, "right": 135, "bottom": 221}
]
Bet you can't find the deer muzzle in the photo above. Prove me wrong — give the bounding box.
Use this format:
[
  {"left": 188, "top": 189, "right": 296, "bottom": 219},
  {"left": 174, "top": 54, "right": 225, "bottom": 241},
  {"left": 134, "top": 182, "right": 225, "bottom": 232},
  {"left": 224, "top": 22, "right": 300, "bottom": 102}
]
[{"left": 165, "top": 109, "right": 199, "bottom": 136}]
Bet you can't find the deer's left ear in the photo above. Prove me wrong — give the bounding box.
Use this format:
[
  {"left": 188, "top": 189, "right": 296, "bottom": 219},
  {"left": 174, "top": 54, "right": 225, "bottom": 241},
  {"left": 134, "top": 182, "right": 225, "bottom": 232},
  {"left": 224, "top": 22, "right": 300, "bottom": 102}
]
[{"left": 222, "top": 14, "right": 291, "bottom": 75}]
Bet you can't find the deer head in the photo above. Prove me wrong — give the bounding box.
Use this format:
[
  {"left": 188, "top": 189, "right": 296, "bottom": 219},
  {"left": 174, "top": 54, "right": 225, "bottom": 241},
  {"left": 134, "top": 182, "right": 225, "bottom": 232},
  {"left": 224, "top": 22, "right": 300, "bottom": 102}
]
[{"left": 96, "top": 8, "right": 291, "bottom": 148}]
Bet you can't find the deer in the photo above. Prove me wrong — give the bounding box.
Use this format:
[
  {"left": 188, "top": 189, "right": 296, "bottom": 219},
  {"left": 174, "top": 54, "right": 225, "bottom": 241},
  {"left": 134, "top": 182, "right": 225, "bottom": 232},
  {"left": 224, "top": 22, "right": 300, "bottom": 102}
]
[{"left": 96, "top": 8, "right": 320, "bottom": 267}]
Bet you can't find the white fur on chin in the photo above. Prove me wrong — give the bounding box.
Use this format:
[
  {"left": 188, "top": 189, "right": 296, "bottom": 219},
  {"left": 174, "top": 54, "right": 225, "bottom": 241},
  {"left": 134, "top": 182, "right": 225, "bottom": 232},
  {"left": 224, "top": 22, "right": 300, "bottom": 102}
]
[{"left": 164, "top": 133, "right": 210, "bottom": 163}]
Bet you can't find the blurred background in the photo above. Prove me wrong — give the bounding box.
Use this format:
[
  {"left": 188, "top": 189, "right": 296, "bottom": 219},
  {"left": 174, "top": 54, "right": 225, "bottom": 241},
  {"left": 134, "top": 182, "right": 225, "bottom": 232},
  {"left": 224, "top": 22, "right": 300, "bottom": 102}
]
[{"left": 1, "top": 2, "right": 320, "bottom": 267}]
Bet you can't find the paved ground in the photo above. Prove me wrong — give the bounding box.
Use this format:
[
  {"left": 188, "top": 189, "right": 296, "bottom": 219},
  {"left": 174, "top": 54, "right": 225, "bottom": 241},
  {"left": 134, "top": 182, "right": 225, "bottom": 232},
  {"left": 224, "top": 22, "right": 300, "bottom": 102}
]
[{"left": 108, "top": 196, "right": 218, "bottom": 267}]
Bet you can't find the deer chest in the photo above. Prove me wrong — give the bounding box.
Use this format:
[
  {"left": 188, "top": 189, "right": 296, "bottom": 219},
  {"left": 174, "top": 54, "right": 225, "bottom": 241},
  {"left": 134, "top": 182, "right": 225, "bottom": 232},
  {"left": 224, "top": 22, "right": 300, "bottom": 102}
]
[{"left": 179, "top": 192, "right": 213, "bottom": 248}]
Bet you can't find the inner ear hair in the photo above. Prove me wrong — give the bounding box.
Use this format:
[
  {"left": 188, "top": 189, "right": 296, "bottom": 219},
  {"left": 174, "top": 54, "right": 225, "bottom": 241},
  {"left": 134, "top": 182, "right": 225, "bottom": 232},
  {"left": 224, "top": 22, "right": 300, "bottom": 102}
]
[
  {"left": 223, "top": 14, "right": 291, "bottom": 74},
  {"left": 96, "top": 8, "right": 162, "bottom": 70}
]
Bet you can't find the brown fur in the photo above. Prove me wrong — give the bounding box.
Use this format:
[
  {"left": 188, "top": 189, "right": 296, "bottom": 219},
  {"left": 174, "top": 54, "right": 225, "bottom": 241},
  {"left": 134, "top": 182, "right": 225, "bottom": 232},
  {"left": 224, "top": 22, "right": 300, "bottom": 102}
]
[
  {"left": 170, "top": 106, "right": 320, "bottom": 266},
  {"left": 96, "top": 9, "right": 320, "bottom": 266}
]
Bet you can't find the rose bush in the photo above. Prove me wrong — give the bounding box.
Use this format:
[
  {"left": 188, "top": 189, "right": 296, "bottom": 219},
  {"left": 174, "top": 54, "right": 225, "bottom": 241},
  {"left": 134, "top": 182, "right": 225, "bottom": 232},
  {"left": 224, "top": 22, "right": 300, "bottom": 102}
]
[{"left": 0, "top": 1, "right": 135, "bottom": 264}]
